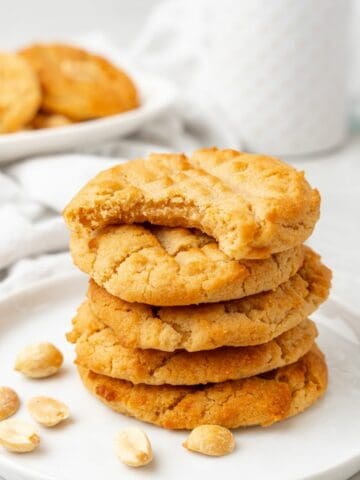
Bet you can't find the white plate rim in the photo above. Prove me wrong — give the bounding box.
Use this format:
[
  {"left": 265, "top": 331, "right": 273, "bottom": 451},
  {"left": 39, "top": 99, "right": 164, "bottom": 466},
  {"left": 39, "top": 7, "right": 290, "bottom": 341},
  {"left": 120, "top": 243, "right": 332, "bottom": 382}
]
[
  {"left": 0, "top": 72, "right": 177, "bottom": 163},
  {"left": 0, "top": 274, "right": 85, "bottom": 480},
  {"left": 0, "top": 277, "right": 359, "bottom": 480}
]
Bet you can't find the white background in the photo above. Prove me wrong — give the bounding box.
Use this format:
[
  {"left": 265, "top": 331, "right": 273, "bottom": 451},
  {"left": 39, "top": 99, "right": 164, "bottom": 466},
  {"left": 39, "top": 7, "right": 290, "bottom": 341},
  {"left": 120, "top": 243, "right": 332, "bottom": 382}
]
[
  {"left": 0, "top": 0, "right": 159, "bottom": 50},
  {"left": 0, "top": 0, "right": 359, "bottom": 84},
  {"left": 0, "top": 1, "right": 359, "bottom": 479}
]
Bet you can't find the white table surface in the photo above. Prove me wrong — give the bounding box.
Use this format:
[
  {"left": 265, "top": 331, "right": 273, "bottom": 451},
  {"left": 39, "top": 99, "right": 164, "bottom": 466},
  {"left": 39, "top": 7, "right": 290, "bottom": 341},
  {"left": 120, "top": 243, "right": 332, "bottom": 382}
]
[
  {"left": 289, "top": 134, "right": 360, "bottom": 480},
  {"left": 290, "top": 133, "right": 360, "bottom": 314}
]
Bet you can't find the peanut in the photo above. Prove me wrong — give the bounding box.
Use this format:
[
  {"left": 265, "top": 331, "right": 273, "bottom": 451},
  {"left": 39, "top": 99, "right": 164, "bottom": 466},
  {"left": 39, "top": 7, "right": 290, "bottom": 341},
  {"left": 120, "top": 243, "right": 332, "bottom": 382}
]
[
  {"left": 183, "top": 425, "right": 235, "bottom": 456},
  {"left": 114, "top": 427, "right": 153, "bottom": 467},
  {"left": 0, "top": 387, "right": 20, "bottom": 421},
  {"left": 15, "top": 342, "right": 63, "bottom": 378},
  {"left": 0, "top": 419, "right": 40, "bottom": 453},
  {"left": 27, "top": 396, "right": 69, "bottom": 427}
]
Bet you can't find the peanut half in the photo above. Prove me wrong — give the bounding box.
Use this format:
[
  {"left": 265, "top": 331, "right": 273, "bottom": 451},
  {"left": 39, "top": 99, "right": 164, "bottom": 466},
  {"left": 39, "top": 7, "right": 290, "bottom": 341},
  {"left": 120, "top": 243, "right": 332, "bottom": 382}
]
[
  {"left": 27, "top": 396, "right": 70, "bottom": 427},
  {"left": 183, "top": 425, "right": 235, "bottom": 456},
  {"left": 15, "top": 342, "right": 63, "bottom": 378},
  {"left": 0, "top": 387, "right": 20, "bottom": 421},
  {"left": 114, "top": 427, "right": 153, "bottom": 467},
  {"left": 0, "top": 419, "right": 40, "bottom": 453}
]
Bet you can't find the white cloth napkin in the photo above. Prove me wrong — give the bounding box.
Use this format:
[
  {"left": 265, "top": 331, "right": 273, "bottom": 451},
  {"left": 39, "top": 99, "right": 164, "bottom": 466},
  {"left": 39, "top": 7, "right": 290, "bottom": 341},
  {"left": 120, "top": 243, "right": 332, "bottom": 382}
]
[{"left": 0, "top": 21, "right": 241, "bottom": 298}]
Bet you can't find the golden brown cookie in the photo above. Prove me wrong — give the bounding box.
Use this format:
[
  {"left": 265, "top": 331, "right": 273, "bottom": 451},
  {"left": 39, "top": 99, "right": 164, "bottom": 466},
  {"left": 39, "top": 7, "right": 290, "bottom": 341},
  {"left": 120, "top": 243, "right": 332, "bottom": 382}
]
[
  {"left": 68, "top": 301, "right": 317, "bottom": 385},
  {"left": 63, "top": 148, "right": 320, "bottom": 260},
  {"left": 71, "top": 224, "right": 305, "bottom": 306},
  {"left": 0, "top": 52, "right": 41, "bottom": 133},
  {"left": 78, "top": 346, "right": 327, "bottom": 429},
  {"left": 20, "top": 43, "right": 139, "bottom": 120},
  {"left": 87, "top": 247, "right": 331, "bottom": 351},
  {"left": 29, "top": 111, "right": 73, "bottom": 129}
]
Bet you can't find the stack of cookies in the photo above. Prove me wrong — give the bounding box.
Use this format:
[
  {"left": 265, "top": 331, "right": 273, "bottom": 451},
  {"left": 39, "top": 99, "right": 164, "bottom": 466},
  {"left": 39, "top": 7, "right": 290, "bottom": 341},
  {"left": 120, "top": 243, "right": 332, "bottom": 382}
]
[{"left": 64, "top": 148, "right": 331, "bottom": 430}]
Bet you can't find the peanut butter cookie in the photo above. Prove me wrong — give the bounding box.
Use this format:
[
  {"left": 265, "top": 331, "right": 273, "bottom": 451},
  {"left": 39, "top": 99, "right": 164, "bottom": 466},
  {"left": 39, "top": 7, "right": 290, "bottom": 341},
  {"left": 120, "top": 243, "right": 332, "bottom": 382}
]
[
  {"left": 78, "top": 346, "right": 327, "bottom": 429},
  {"left": 87, "top": 247, "right": 331, "bottom": 351},
  {"left": 68, "top": 302, "right": 317, "bottom": 385},
  {"left": 71, "top": 224, "right": 305, "bottom": 306},
  {"left": 29, "top": 111, "right": 73, "bottom": 129},
  {"left": 20, "top": 43, "right": 139, "bottom": 120},
  {"left": 63, "top": 148, "right": 320, "bottom": 260},
  {"left": 0, "top": 52, "right": 41, "bottom": 133}
]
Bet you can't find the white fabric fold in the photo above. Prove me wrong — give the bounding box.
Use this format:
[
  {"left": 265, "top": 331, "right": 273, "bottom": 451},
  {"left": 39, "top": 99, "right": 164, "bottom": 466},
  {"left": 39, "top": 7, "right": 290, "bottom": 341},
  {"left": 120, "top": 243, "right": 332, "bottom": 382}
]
[{"left": 0, "top": 21, "right": 242, "bottom": 298}]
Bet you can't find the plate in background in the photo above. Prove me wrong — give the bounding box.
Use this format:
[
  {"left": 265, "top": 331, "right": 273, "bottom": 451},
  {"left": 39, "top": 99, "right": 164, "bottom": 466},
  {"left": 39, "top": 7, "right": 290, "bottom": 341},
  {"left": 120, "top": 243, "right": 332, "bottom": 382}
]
[
  {"left": 0, "top": 276, "right": 359, "bottom": 480},
  {"left": 0, "top": 73, "right": 176, "bottom": 163}
]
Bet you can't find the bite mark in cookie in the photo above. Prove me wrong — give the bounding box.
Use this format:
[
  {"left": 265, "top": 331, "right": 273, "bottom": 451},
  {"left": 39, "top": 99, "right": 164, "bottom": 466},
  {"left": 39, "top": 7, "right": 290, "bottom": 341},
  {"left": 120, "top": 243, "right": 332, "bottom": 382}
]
[{"left": 63, "top": 148, "right": 320, "bottom": 260}]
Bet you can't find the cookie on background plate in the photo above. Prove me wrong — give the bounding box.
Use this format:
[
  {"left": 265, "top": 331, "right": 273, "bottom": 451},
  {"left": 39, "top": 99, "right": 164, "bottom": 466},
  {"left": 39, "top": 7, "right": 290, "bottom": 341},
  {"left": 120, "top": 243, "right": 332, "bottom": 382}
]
[
  {"left": 20, "top": 43, "right": 139, "bottom": 120},
  {"left": 63, "top": 148, "right": 320, "bottom": 260},
  {"left": 71, "top": 225, "right": 305, "bottom": 306},
  {"left": 78, "top": 346, "right": 328, "bottom": 430},
  {"left": 87, "top": 247, "right": 331, "bottom": 351},
  {"left": 29, "top": 111, "right": 73, "bottom": 129},
  {"left": 0, "top": 52, "right": 41, "bottom": 133},
  {"left": 68, "top": 301, "right": 317, "bottom": 385}
]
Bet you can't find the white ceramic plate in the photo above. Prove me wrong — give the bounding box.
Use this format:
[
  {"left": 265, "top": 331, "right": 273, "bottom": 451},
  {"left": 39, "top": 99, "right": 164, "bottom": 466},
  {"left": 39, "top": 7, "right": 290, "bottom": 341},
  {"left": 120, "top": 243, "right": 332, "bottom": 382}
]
[
  {"left": 0, "top": 275, "right": 359, "bottom": 480},
  {"left": 0, "top": 73, "right": 176, "bottom": 163}
]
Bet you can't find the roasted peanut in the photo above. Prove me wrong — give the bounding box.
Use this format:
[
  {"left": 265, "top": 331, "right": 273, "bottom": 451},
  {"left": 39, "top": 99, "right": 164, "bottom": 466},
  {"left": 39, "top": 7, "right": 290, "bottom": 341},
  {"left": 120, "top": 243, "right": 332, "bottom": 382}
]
[
  {"left": 183, "top": 425, "right": 235, "bottom": 456},
  {"left": 0, "top": 419, "right": 40, "bottom": 453},
  {"left": 27, "top": 396, "right": 69, "bottom": 427},
  {"left": 114, "top": 427, "right": 153, "bottom": 467},
  {"left": 0, "top": 387, "right": 20, "bottom": 421},
  {"left": 15, "top": 342, "right": 63, "bottom": 378}
]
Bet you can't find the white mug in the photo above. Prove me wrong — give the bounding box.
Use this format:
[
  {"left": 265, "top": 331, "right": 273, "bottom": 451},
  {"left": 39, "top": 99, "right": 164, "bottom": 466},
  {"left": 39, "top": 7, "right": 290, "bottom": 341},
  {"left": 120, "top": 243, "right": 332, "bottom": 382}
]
[{"left": 197, "top": 0, "right": 350, "bottom": 156}]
